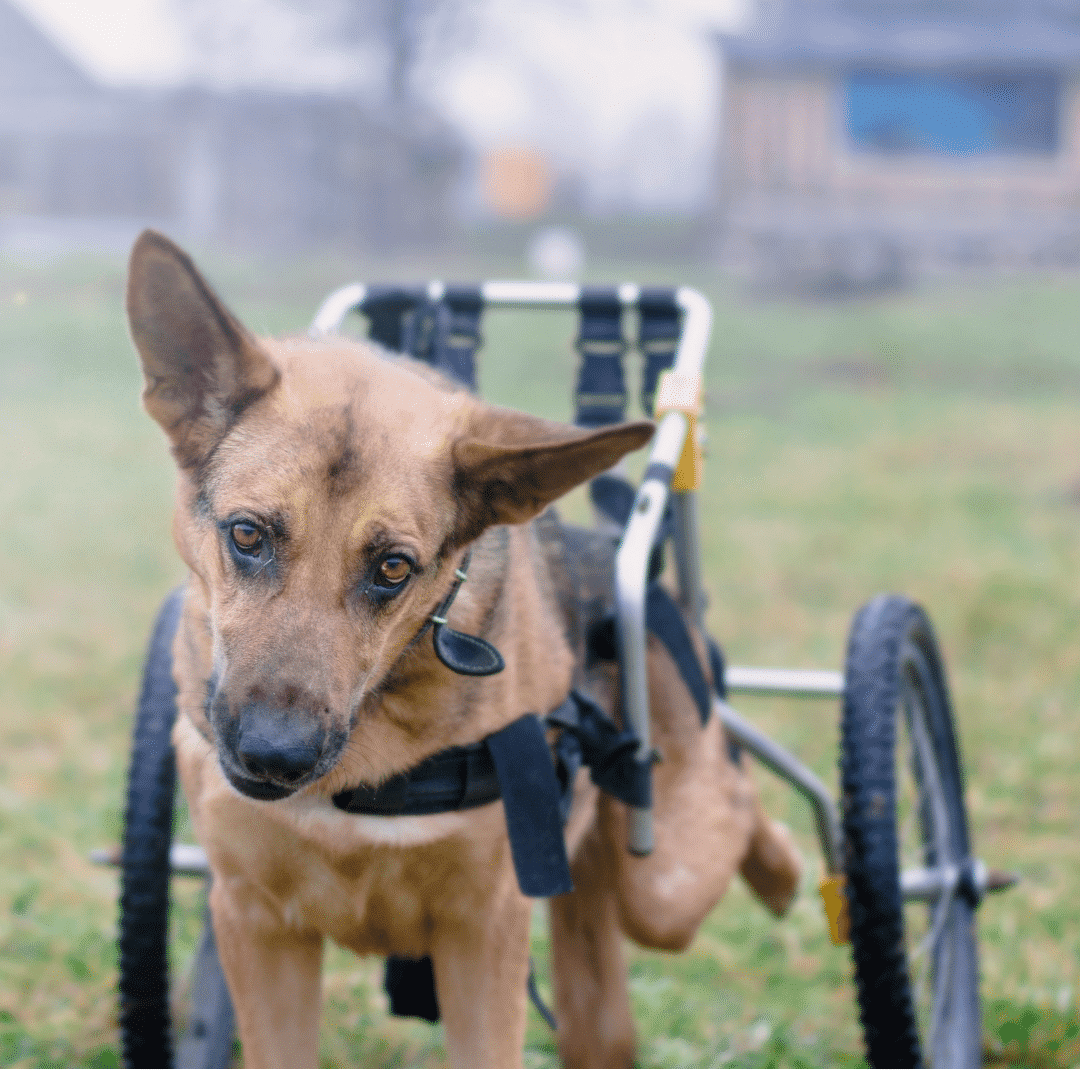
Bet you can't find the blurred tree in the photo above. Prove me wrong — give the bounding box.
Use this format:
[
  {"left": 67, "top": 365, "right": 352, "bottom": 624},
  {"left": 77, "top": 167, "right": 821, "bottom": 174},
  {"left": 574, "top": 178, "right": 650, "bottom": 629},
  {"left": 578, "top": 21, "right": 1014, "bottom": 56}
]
[{"left": 168, "top": 0, "right": 478, "bottom": 107}]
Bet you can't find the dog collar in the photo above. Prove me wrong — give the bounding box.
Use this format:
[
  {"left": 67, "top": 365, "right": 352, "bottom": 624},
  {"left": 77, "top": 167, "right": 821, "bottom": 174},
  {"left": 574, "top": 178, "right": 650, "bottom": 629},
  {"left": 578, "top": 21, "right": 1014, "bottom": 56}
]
[
  {"left": 332, "top": 690, "right": 653, "bottom": 898},
  {"left": 425, "top": 550, "right": 505, "bottom": 677}
]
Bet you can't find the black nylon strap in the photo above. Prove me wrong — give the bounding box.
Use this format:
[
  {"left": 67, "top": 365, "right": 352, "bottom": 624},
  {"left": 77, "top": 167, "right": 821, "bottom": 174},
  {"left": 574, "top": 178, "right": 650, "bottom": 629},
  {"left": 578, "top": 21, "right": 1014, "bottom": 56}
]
[
  {"left": 638, "top": 288, "right": 681, "bottom": 417},
  {"left": 361, "top": 287, "right": 425, "bottom": 351},
  {"left": 331, "top": 740, "right": 500, "bottom": 815},
  {"left": 548, "top": 689, "right": 652, "bottom": 809},
  {"left": 432, "top": 286, "right": 483, "bottom": 390},
  {"left": 384, "top": 955, "right": 439, "bottom": 1023},
  {"left": 574, "top": 288, "right": 627, "bottom": 428},
  {"left": 486, "top": 714, "right": 574, "bottom": 898},
  {"left": 586, "top": 583, "right": 712, "bottom": 727},
  {"left": 644, "top": 583, "right": 711, "bottom": 727},
  {"left": 399, "top": 300, "right": 441, "bottom": 362}
]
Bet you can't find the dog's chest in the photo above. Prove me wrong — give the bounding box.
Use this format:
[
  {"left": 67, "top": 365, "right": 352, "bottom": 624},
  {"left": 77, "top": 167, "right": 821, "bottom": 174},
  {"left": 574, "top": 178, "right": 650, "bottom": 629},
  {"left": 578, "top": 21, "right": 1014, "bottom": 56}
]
[{"left": 176, "top": 715, "right": 513, "bottom": 953}]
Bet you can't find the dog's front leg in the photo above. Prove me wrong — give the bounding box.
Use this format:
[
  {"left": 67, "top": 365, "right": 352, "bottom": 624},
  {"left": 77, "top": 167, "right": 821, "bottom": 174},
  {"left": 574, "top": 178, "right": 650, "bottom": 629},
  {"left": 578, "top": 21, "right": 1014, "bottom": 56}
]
[
  {"left": 548, "top": 827, "right": 636, "bottom": 1068},
  {"left": 430, "top": 887, "right": 533, "bottom": 1068},
  {"left": 209, "top": 880, "right": 324, "bottom": 1068}
]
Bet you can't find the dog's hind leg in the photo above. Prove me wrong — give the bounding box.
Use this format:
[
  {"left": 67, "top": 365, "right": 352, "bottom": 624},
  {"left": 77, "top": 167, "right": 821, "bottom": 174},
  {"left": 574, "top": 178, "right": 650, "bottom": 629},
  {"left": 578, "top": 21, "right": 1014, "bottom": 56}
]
[
  {"left": 602, "top": 638, "right": 761, "bottom": 951},
  {"left": 739, "top": 806, "right": 802, "bottom": 918},
  {"left": 548, "top": 827, "right": 637, "bottom": 1069},
  {"left": 208, "top": 881, "right": 323, "bottom": 1068}
]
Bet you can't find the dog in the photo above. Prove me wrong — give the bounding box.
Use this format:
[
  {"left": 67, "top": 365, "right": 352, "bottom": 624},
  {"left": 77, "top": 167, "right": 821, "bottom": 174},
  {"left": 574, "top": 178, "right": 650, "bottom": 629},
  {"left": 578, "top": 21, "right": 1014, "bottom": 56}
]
[{"left": 126, "top": 230, "right": 801, "bottom": 1068}]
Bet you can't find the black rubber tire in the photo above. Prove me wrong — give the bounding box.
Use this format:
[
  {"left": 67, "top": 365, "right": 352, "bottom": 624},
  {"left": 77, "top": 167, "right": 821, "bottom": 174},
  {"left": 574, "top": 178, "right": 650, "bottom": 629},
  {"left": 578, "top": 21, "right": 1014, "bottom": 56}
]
[
  {"left": 841, "top": 595, "right": 981, "bottom": 1068},
  {"left": 118, "top": 587, "right": 185, "bottom": 1068}
]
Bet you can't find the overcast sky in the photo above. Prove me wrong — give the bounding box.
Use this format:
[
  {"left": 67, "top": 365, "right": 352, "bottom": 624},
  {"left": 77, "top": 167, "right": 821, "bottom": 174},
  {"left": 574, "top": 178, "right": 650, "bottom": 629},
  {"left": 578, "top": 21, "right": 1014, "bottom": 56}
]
[{"left": 13, "top": 0, "right": 747, "bottom": 210}]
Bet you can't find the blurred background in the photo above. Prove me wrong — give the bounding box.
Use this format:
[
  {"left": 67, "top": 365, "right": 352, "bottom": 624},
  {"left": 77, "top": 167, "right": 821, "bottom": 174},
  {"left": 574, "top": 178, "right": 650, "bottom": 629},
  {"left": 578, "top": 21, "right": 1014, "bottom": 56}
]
[
  {"left": 8, "top": 0, "right": 1080, "bottom": 283},
  {"left": 2, "top": 0, "right": 1080, "bottom": 1068}
]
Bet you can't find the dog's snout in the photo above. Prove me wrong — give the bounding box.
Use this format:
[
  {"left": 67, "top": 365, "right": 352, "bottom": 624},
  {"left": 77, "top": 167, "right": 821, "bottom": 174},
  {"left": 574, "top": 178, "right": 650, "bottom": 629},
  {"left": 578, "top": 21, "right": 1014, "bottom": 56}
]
[
  {"left": 237, "top": 728, "right": 320, "bottom": 786},
  {"left": 235, "top": 705, "right": 322, "bottom": 788}
]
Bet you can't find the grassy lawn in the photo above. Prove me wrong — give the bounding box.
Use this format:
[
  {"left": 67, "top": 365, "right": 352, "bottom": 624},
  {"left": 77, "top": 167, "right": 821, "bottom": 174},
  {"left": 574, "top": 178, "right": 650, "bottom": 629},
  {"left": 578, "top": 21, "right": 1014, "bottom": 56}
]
[{"left": 1, "top": 247, "right": 1078, "bottom": 1066}]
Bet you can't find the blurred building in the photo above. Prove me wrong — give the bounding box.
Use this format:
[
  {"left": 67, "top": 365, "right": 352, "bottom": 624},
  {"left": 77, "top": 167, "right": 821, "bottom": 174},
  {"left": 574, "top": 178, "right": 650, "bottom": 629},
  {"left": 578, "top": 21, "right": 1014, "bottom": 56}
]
[
  {"left": 0, "top": 0, "right": 463, "bottom": 254},
  {"left": 717, "top": 0, "right": 1080, "bottom": 288}
]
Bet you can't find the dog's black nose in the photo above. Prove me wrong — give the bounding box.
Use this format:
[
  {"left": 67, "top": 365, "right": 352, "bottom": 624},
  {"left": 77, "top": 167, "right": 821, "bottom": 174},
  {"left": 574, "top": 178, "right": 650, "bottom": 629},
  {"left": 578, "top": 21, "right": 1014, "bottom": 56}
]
[{"left": 236, "top": 716, "right": 321, "bottom": 786}]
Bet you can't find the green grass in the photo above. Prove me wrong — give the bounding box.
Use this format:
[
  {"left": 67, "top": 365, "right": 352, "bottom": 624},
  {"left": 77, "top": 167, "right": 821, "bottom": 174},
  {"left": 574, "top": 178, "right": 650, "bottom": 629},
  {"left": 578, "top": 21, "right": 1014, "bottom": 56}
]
[{"left": 1, "top": 250, "right": 1079, "bottom": 1066}]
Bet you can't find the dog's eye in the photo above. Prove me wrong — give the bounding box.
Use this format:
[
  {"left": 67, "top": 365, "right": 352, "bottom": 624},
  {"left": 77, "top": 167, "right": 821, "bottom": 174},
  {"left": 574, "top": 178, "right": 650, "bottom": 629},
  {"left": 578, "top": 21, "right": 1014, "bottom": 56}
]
[
  {"left": 374, "top": 555, "right": 411, "bottom": 588},
  {"left": 231, "top": 522, "right": 263, "bottom": 554}
]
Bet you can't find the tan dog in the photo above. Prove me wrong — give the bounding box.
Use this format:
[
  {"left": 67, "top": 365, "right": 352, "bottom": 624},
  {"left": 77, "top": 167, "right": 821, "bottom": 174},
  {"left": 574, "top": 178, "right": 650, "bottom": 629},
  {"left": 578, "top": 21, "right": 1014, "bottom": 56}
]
[{"left": 127, "top": 230, "right": 801, "bottom": 1068}]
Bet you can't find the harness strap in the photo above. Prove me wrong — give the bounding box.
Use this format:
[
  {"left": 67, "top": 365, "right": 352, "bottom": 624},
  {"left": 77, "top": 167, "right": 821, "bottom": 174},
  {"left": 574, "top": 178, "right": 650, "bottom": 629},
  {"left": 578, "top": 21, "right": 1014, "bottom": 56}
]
[
  {"left": 431, "top": 286, "right": 483, "bottom": 390},
  {"left": 360, "top": 287, "right": 425, "bottom": 351},
  {"left": 586, "top": 590, "right": 742, "bottom": 765},
  {"left": 574, "top": 288, "right": 627, "bottom": 428},
  {"left": 486, "top": 714, "right": 574, "bottom": 898},
  {"left": 638, "top": 288, "right": 681, "bottom": 417},
  {"left": 331, "top": 739, "right": 500, "bottom": 815},
  {"left": 332, "top": 693, "right": 649, "bottom": 891}
]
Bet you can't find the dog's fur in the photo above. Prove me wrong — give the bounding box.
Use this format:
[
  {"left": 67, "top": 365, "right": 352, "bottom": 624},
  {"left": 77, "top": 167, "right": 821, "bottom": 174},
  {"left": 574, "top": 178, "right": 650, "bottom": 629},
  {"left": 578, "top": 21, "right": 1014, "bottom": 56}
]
[{"left": 127, "top": 230, "right": 801, "bottom": 1068}]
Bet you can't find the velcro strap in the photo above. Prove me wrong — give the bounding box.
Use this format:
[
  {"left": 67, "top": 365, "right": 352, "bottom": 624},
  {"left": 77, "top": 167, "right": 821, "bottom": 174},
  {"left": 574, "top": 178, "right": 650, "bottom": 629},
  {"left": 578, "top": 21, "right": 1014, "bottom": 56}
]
[
  {"left": 644, "top": 584, "right": 712, "bottom": 726},
  {"left": 638, "top": 288, "right": 681, "bottom": 417},
  {"left": 586, "top": 583, "right": 712, "bottom": 727},
  {"left": 432, "top": 287, "right": 483, "bottom": 390},
  {"left": 574, "top": 288, "right": 626, "bottom": 427},
  {"left": 361, "top": 287, "right": 425, "bottom": 351},
  {"left": 486, "top": 714, "right": 574, "bottom": 898},
  {"left": 548, "top": 689, "right": 652, "bottom": 809}
]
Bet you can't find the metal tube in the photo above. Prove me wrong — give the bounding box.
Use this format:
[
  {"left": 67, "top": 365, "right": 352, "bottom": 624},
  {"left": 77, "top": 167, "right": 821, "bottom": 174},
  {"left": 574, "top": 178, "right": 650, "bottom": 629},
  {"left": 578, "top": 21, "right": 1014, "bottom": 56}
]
[
  {"left": 615, "top": 412, "right": 689, "bottom": 856},
  {"left": 670, "top": 490, "right": 706, "bottom": 633},
  {"left": 716, "top": 699, "right": 844, "bottom": 874},
  {"left": 726, "top": 666, "right": 845, "bottom": 697},
  {"left": 901, "top": 864, "right": 960, "bottom": 903},
  {"left": 480, "top": 281, "right": 582, "bottom": 306},
  {"left": 672, "top": 287, "right": 712, "bottom": 378},
  {"left": 309, "top": 282, "right": 367, "bottom": 336}
]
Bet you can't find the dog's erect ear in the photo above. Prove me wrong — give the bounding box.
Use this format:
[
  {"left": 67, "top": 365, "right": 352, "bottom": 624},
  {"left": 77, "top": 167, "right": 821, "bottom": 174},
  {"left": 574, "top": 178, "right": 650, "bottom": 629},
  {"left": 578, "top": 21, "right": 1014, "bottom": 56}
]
[
  {"left": 450, "top": 406, "right": 654, "bottom": 546},
  {"left": 127, "top": 229, "right": 279, "bottom": 470}
]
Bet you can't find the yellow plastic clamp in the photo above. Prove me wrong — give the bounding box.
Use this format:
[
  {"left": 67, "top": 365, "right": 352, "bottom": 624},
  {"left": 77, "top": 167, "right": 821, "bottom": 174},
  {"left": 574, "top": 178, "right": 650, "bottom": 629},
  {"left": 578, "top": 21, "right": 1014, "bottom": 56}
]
[
  {"left": 653, "top": 369, "right": 703, "bottom": 491},
  {"left": 818, "top": 873, "right": 850, "bottom": 945}
]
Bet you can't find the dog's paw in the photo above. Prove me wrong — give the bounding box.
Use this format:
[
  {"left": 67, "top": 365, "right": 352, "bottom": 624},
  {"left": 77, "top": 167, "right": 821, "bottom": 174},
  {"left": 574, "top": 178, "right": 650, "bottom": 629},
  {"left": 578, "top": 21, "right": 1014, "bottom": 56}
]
[{"left": 740, "top": 818, "right": 802, "bottom": 918}]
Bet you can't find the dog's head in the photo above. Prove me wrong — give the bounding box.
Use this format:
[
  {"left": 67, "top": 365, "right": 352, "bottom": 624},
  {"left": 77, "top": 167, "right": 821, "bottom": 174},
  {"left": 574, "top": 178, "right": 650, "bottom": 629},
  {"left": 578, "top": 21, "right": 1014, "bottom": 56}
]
[{"left": 127, "top": 230, "right": 653, "bottom": 801}]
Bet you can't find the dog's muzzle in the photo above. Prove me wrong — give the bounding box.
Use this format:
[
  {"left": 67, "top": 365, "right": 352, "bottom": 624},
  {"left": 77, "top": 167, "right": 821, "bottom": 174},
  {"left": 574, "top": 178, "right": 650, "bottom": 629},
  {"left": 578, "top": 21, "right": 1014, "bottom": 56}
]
[{"left": 211, "top": 694, "right": 345, "bottom": 801}]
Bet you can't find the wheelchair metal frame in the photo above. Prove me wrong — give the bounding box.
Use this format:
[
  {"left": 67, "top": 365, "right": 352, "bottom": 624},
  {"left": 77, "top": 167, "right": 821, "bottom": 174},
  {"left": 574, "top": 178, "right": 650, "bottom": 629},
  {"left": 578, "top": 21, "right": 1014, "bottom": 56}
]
[
  {"left": 90, "top": 275, "right": 1021, "bottom": 1069},
  {"left": 315, "top": 280, "right": 847, "bottom": 862},
  {"left": 139, "top": 279, "right": 970, "bottom": 898}
]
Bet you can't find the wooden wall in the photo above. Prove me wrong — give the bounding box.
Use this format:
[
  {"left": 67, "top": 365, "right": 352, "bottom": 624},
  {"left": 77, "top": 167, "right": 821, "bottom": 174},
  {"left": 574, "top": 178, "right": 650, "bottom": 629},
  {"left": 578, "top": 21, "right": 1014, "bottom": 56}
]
[{"left": 717, "top": 64, "right": 1080, "bottom": 277}]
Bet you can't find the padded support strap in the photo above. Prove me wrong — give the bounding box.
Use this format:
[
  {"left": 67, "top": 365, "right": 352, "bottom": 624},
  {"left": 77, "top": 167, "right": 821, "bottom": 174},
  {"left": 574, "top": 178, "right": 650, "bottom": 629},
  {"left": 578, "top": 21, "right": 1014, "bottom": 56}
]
[
  {"left": 638, "top": 288, "right": 681, "bottom": 417},
  {"left": 384, "top": 956, "right": 440, "bottom": 1023},
  {"left": 587, "top": 583, "right": 710, "bottom": 727},
  {"left": 574, "top": 288, "right": 627, "bottom": 427},
  {"left": 431, "top": 286, "right": 483, "bottom": 390},
  {"left": 391, "top": 292, "right": 484, "bottom": 392},
  {"left": 644, "top": 584, "right": 712, "bottom": 726},
  {"left": 361, "top": 287, "right": 425, "bottom": 351}
]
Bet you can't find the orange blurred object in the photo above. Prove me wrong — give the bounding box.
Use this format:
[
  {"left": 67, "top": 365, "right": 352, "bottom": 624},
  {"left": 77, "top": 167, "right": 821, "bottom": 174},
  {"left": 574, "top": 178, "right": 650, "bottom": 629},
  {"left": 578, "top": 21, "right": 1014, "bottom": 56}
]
[{"left": 481, "top": 146, "right": 552, "bottom": 220}]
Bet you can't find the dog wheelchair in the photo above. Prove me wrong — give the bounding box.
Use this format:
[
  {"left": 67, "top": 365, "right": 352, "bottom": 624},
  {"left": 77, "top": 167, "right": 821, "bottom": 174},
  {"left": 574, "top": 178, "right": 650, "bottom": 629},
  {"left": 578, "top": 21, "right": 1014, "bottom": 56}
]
[{"left": 99, "top": 278, "right": 1016, "bottom": 1068}]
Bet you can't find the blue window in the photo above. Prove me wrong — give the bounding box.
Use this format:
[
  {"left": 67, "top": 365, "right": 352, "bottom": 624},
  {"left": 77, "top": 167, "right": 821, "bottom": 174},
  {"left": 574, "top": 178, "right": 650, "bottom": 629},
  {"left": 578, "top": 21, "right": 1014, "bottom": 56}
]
[{"left": 846, "top": 70, "right": 1060, "bottom": 155}]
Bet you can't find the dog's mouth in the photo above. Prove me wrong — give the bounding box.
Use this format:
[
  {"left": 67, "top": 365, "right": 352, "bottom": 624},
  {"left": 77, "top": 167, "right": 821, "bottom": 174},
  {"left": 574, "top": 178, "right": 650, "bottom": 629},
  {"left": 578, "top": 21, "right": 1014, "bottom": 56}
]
[{"left": 220, "top": 764, "right": 298, "bottom": 802}]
